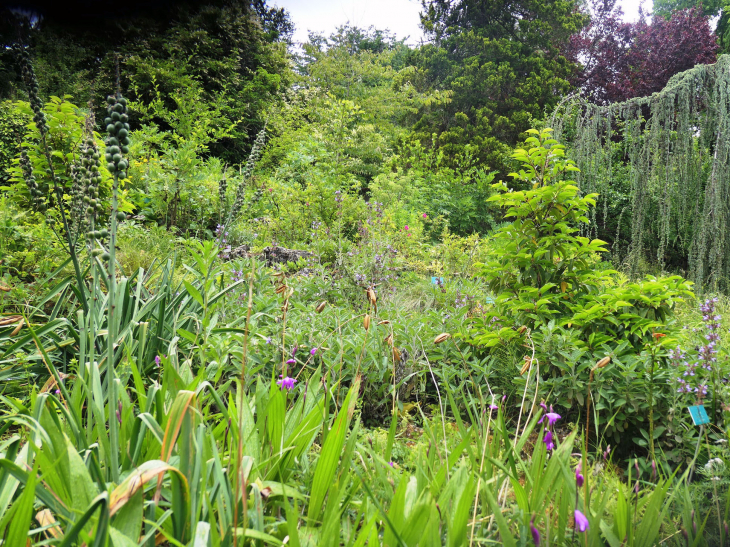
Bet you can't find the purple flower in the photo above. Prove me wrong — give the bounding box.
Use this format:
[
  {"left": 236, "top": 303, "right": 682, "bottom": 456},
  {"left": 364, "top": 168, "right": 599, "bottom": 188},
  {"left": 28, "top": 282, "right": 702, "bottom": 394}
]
[
  {"left": 543, "top": 430, "right": 554, "bottom": 451},
  {"left": 422, "top": 213, "right": 428, "bottom": 219},
  {"left": 277, "top": 376, "right": 297, "bottom": 390},
  {"left": 539, "top": 402, "right": 547, "bottom": 412},
  {"left": 404, "top": 225, "right": 409, "bottom": 231},
  {"left": 574, "top": 510, "right": 589, "bottom": 532},
  {"left": 291, "top": 345, "right": 298, "bottom": 357},
  {"left": 155, "top": 355, "right": 161, "bottom": 367},
  {"left": 310, "top": 347, "right": 318, "bottom": 356},
  {"left": 539, "top": 410, "right": 561, "bottom": 426},
  {"left": 489, "top": 404, "right": 499, "bottom": 411},
  {"left": 286, "top": 358, "right": 296, "bottom": 365},
  {"left": 388, "top": 462, "right": 394, "bottom": 467},
  {"left": 266, "top": 337, "right": 272, "bottom": 345},
  {"left": 576, "top": 462, "right": 584, "bottom": 487},
  {"left": 530, "top": 518, "right": 540, "bottom": 546},
  {"left": 54, "top": 389, "right": 60, "bottom": 395}
]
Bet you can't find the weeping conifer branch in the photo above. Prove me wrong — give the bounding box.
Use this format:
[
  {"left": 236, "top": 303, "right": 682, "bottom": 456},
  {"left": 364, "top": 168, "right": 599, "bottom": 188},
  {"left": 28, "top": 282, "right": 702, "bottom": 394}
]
[{"left": 551, "top": 55, "right": 730, "bottom": 292}]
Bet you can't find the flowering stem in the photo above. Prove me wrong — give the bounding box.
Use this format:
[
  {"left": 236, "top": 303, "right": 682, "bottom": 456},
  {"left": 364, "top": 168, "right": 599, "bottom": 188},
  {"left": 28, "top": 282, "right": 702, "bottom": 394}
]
[
  {"left": 648, "top": 343, "right": 657, "bottom": 461},
  {"left": 233, "top": 260, "right": 255, "bottom": 547}
]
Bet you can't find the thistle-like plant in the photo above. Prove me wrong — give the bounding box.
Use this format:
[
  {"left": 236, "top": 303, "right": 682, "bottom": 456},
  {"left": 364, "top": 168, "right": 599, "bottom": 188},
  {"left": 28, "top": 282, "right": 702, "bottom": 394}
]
[{"left": 221, "top": 127, "right": 266, "bottom": 231}]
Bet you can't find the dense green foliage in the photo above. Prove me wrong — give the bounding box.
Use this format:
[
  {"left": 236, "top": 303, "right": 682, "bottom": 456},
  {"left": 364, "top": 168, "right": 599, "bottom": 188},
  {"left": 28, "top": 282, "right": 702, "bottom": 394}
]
[
  {"left": 408, "top": 0, "right": 586, "bottom": 171},
  {"left": 552, "top": 55, "right": 730, "bottom": 292},
  {"left": 1, "top": 0, "right": 730, "bottom": 545}
]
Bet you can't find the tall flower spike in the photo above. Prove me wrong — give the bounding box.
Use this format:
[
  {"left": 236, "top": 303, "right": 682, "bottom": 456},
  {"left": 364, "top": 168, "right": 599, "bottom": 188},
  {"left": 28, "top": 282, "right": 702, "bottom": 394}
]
[
  {"left": 16, "top": 45, "right": 49, "bottom": 136},
  {"left": 228, "top": 128, "right": 266, "bottom": 222},
  {"left": 19, "top": 148, "right": 43, "bottom": 210},
  {"left": 103, "top": 95, "right": 130, "bottom": 180}
]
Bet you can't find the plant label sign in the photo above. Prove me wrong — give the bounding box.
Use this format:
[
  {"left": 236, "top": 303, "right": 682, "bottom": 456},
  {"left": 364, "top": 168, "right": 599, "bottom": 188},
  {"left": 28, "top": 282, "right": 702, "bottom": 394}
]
[{"left": 688, "top": 405, "right": 710, "bottom": 426}]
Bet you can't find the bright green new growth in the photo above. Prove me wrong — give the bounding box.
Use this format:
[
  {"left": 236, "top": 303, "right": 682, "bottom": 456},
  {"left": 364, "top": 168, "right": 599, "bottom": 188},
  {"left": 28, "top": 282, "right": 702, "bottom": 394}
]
[
  {"left": 472, "top": 128, "right": 691, "bottom": 347},
  {"left": 552, "top": 55, "right": 730, "bottom": 291}
]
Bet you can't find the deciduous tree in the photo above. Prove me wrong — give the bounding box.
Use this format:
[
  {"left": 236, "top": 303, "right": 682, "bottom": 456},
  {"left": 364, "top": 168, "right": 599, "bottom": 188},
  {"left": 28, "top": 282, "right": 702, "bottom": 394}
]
[{"left": 566, "top": 2, "right": 718, "bottom": 103}]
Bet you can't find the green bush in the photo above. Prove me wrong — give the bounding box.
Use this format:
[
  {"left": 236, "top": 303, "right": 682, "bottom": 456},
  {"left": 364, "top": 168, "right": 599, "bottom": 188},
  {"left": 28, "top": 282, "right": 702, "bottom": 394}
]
[{"left": 468, "top": 129, "right": 693, "bottom": 450}]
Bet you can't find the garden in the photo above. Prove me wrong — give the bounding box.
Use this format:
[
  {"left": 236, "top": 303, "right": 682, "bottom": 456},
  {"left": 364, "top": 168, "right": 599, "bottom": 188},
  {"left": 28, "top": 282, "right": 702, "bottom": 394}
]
[{"left": 0, "top": 0, "right": 729, "bottom": 545}]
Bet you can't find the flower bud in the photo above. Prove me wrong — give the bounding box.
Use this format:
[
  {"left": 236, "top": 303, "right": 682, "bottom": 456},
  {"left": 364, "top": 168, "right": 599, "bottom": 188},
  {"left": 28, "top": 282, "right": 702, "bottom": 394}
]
[
  {"left": 520, "top": 355, "right": 532, "bottom": 375},
  {"left": 315, "top": 301, "right": 327, "bottom": 313},
  {"left": 434, "top": 333, "right": 451, "bottom": 344},
  {"left": 363, "top": 314, "right": 371, "bottom": 331},
  {"left": 366, "top": 287, "right": 377, "bottom": 310},
  {"left": 594, "top": 356, "right": 611, "bottom": 370}
]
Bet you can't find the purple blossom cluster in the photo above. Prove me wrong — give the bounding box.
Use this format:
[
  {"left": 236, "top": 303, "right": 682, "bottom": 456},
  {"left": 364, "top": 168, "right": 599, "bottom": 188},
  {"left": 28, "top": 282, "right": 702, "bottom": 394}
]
[
  {"left": 310, "top": 220, "right": 322, "bottom": 239},
  {"left": 454, "top": 288, "right": 475, "bottom": 308},
  {"left": 538, "top": 402, "right": 561, "bottom": 452},
  {"left": 277, "top": 376, "right": 296, "bottom": 390},
  {"left": 365, "top": 200, "right": 384, "bottom": 219},
  {"left": 671, "top": 297, "right": 720, "bottom": 401},
  {"left": 215, "top": 224, "right": 232, "bottom": 260}
]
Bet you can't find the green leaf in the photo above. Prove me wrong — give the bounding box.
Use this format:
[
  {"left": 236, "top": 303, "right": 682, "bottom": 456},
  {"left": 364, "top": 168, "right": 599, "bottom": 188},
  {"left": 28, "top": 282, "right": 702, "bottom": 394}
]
[
  {"left": 307, "top": 377, "right": 360, "bottom": 524},
  {"left": 3, "top": 460, "right": 38, "bottom": 547},
  {"left": 184, "top": 280, "right": 205, "bottom": 308}
]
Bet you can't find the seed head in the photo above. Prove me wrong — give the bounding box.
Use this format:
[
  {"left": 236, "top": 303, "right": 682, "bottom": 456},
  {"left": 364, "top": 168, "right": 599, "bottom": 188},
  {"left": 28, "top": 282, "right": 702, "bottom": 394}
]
[{"left": 434, "top": 333, "right": 451, "bottom": 344}]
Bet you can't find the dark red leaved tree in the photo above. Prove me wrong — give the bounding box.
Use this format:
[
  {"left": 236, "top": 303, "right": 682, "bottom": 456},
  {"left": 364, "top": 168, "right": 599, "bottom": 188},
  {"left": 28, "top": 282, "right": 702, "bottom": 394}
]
[{"left": 566, "top": 3, "right": 718, "bottom": 103}]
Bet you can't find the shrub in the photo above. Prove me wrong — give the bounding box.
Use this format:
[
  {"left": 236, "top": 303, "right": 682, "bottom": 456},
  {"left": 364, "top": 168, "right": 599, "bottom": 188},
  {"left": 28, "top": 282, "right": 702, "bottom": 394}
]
[{"left": 468, "top": 128, "right": 693, "bottom": 451}]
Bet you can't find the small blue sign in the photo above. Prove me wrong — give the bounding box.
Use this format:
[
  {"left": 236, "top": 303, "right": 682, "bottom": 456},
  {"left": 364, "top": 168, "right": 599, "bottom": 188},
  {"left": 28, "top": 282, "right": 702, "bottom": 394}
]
[
  {"left": 688, "top": 405, "right": 710, "bottom": 426},
  {"left": 431, "top": 277, "right": 444, "bottom": 285}
]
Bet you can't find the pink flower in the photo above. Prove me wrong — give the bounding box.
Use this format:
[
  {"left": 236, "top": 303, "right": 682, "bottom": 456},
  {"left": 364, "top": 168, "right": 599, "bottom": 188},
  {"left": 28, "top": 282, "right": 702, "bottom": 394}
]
[
  {"left": 530, "top": 517, "right": 540, "bottom": 546},
  {"left": 277, "top": 376, "right": 297, "bottom": 390},
  {"left": 310, "top": 347, "right": 317, "bottom": 355},
  {"left": 404, "top": 225, "right": 409, "bottom": 230},
  {"left": 574, "top": 510, "right": 589, "bottom": 532},
  {"left": 538, "top": 407, "right": 561, "bottom": 426},
  {"left": 422, "top": 213, "right": 427, "bottom": 218},
  {"left": 286, "top": 359, "right": 296, "bottom": 364},
  {"left": 543, "top": 430, "right": 554, "bottom": 451}
]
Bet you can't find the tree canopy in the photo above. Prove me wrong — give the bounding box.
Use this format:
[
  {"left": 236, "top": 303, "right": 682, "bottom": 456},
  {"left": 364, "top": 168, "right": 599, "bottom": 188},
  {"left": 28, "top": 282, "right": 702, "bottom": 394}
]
[
  {"left": 406, "top": 0, "right": 586, "bottom": 171},
  {"left": 566, "top": 1, "right": 718, "bottom": 103}
]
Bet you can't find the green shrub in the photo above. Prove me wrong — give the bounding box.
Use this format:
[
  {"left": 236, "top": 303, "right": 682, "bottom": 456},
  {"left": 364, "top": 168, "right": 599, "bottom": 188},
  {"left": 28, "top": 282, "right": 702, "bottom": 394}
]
[{"left": 468, "top": 128, "right": 693, "bottom": 450}]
